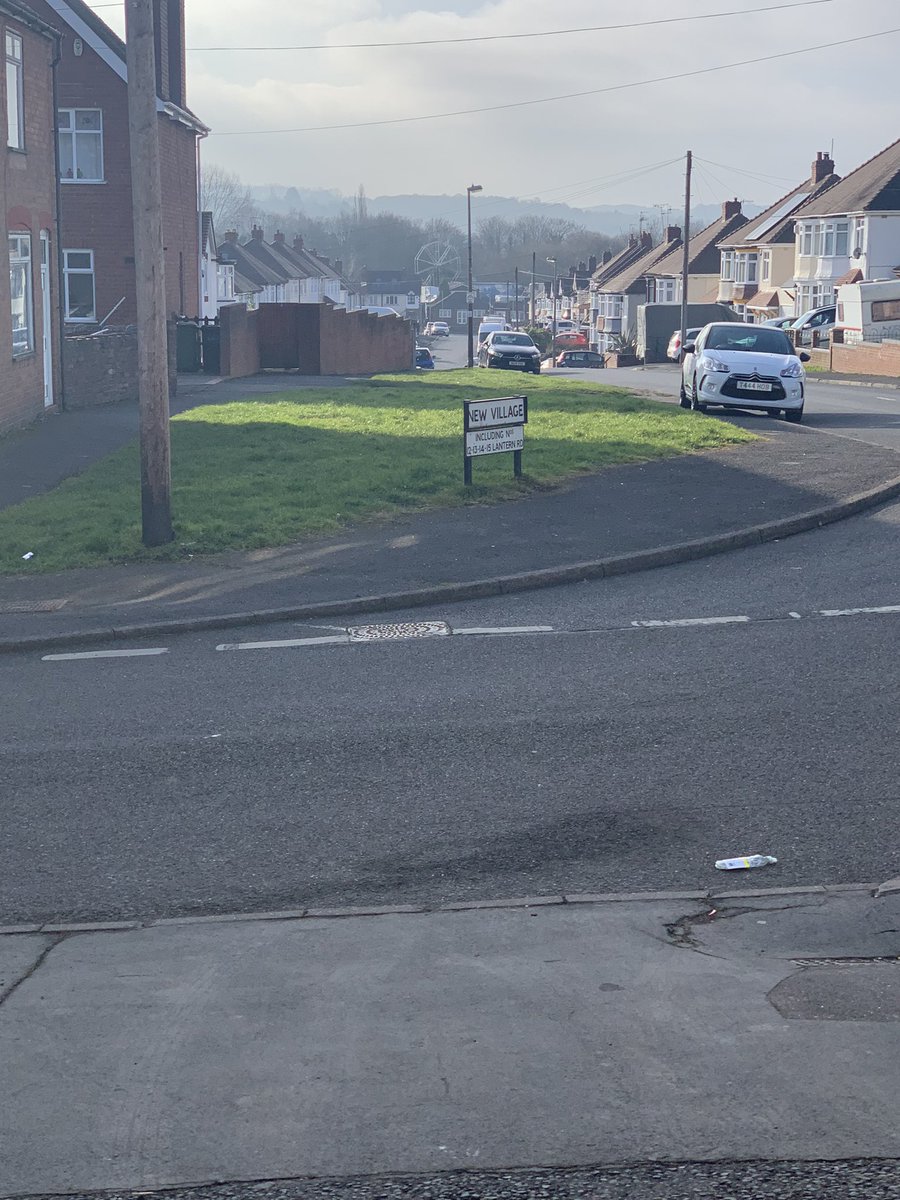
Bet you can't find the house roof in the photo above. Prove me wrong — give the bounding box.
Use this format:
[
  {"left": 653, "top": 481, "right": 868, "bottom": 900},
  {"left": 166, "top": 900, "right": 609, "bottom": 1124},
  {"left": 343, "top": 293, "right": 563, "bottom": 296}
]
[
  {"left": 0, "top": 0, "right": 60, "bottom": 39},
  {"left": 591, "top": 237, "right": 651, "bottom": 288},
  {"left": 600, "top": 234, "right": 683, "bottom": 294},
  {"left": 648, "top": 204, "right": 749, "bottom": 278},
  {"left": 40, "top": 0, "right": 208, "bottom": 132},
  {"left": 243, "top": 238, "right": 314, "bottom": 283},
  {"left": 793, "top": 138, "right": 900, "bottom": 216},
  {"left": 217, "top": 241, "right": 285, "bottom": 289},
  {"left": 718, "top": 166, "right": 841, "bottom": 248},
  {"left": 200, "top": 212, "right": 215, "bottom": 257}
]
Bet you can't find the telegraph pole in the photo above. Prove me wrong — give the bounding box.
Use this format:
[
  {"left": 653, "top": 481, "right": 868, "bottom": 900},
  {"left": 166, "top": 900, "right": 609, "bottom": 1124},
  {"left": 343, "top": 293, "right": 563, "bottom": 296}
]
[
  {"left": 679, "top": 150, "right": 693, "bottom": 364},
  {"left": 126, "top": 0, "right": 173, "bottom": 546},
  {"left": 530, "top": 250, "right": 536, "bottom": 325},
  {"left": 514, "top": 266, "right": 520, "bottom": 329}
]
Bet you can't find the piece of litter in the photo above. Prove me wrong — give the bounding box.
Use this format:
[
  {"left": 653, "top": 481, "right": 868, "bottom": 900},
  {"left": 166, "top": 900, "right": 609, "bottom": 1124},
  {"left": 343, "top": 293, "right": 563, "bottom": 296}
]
[
  {"left": 715, "top": 854, "right": 778, "bottom": 871},
  {"left": 21, "top": 551, "right": 34, "bottom": 560}
]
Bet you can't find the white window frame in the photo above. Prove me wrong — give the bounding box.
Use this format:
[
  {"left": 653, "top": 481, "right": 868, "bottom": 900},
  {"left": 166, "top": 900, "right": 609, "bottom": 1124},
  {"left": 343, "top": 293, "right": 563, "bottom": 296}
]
[
  {"left": 720, "top": 250, "right": 735, "bottom": 281},
  {"left": 5, "top": 31, "right": 24, "bottom": 150},
  {"left": 58, "top": 108, "right": 105, "bottom": 183},
  {"left": 216, "top": 261, "right": 235, "bottom": 303},
  {"left": 798, "top": 224, "right": 814, "bottom": 257},
  {"left": 9, "top": 232, "right": 33, "bottom": 355},
  {"left": 760, "top": 250, "right": 771, "bottom": 283},
  {"left": 63, "top": 248, "right": 96, "bottom": 322},
  {"left": 438, "top": 307, "right": 451, "bottom": 318}
]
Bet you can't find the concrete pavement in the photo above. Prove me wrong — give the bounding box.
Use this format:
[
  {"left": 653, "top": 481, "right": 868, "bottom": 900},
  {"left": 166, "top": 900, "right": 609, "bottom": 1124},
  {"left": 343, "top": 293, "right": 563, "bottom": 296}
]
[{"left": 2, "top": 887, "right": 898, "bottom": 1198}]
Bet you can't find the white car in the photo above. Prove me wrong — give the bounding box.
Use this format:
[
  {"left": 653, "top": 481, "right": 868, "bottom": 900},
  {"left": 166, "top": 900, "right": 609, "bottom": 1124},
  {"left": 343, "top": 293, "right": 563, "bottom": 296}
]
[
  {"left": 425, "top": 321, "right": 450, "bottom": 336},
  {"left": 680, "top": 323, "right": 810, "bottom": 423}
]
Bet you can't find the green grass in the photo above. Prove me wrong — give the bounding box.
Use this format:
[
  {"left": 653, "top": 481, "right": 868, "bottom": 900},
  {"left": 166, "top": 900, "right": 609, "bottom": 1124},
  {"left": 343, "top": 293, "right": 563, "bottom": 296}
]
[{"left": 0, "top": 369, "right": 755, "bottom": 573}]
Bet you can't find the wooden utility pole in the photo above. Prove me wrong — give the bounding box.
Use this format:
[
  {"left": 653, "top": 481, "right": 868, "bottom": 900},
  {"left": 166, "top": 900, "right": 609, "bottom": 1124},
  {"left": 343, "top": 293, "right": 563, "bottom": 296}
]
[
  {"left": 126, "top": 0, "right": 173, "bottom": 546},
  {"left": 679, "top": 150, "right": 693, "bottom": 363},
  {"left": 514, "top": 266, "right": 520, "bottom": 329},
  {"left": 530, "top": 250, "right": 536, "bottom": 325}
]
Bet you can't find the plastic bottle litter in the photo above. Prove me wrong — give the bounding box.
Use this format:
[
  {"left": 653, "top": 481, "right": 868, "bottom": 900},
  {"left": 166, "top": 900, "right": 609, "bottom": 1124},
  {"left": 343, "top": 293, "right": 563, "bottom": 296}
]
[{"left": 715, "top": 854, "right": 778, "bottom": 871}]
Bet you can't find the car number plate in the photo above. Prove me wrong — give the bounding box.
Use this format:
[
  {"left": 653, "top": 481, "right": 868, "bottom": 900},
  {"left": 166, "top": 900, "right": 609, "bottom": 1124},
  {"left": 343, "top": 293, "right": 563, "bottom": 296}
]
[
  {"left": 737, "top": 380, "right": 773, "bottom": 392},
  {"left": 509, "top": 357, "right": 525, "bottom": 365}
]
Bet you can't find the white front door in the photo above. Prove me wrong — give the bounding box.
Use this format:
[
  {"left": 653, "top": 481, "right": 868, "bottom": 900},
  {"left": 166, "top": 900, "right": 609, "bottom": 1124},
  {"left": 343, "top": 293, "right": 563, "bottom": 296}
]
[{"left": 40, "top": 231, "right": 54, "bottom": 407}]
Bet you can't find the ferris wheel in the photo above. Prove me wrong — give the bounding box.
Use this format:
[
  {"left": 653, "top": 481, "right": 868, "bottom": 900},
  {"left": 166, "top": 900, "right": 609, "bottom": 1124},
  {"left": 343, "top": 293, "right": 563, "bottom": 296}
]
[{"left": 414, "top": 240, "right": 462, "bottom": 288}]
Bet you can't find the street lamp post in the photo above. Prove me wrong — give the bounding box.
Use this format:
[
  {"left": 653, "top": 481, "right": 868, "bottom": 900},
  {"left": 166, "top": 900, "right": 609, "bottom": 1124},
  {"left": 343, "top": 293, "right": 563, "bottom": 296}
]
[
  {"left": 546, "top": 256, "right": 557, "bottom": 366},
  {"left": 466, "top": 183, "right": 483, "bottom": 367}
]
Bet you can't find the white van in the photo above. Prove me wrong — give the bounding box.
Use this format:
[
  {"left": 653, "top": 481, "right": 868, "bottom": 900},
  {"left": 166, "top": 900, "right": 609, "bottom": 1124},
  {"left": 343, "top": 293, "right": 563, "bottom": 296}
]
[
  {"left": 476, "top": 318, "right": 510, "bottom": 354},
  {"left": 836, "top": 279, "right": 900, "bottom": 345}
]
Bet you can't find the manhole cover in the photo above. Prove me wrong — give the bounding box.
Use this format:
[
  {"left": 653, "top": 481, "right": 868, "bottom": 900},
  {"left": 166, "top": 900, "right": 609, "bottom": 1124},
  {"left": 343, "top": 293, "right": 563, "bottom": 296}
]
[
  {"left": 0, "top": 599, "right": 68, "bottom": 614},
  {"left": 348, "top": 621, "right": 451, "bottom": 642}
]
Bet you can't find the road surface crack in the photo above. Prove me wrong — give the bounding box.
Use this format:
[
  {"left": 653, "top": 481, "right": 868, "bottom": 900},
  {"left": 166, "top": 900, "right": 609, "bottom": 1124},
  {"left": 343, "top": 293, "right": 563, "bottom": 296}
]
[{"left": 0, "top": 934, "right": 65, "bottom": 1007}]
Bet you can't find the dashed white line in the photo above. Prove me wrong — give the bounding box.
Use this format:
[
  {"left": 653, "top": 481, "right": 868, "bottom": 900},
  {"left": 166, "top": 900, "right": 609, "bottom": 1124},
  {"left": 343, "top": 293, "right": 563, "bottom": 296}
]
[
  {"left": 42, "top": 648, "right": 169, "bottom": 661},
  {"left": 817, "top": 605, "right": 900, "bottom": 618},
  {"left": 789, "top": 612, "right": 802, "bottom": 619},
  {"left": 630, "top": 616, "right": 750, "bottom": 628},
  {"left": 454, "top": 626, "right": 554, "bottom": 636},
  {"left": 216, "top": 635, "right": 350, "bottom": 651}
]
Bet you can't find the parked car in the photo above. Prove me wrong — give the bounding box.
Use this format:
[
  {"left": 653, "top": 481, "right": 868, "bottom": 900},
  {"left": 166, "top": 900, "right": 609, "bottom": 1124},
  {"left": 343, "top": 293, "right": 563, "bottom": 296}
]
[
  {"left": 790, "top": 304, "right": 836, "bottom": 345},
  {"left": 666, "top": 326, "right": 702, "bottom": 361},
  {"left": 762, "top": 316, "right": 796, "bottom": 329},
  {"left": 477, "top": 330, "right": 541, "bottom": 373},
  {"left": 680, "top": 323, "right": 809, "bottom": 422},
  {"left": 554, "top": 330, "right": 589, "bottom": 349},
  {"left": 555, "top": 349, "right": 606, "bottom": 368},
  {"left": 424, "top": 321, "right": 450, "bottom": 337},
  {"left": 415, "top": 346, "right": 435, "bottom": 370}
]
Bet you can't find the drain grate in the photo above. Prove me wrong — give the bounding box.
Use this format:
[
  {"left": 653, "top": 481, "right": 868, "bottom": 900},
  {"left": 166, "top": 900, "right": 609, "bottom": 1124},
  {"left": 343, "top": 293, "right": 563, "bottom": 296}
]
[
  {"left": 348, "top": 621, "right": 451, "bottom": 643},
  {"left": 791, "top": 956, "right": 900, "bottom": 968},
  {"left": 0, "top": 598, "right": 68, "bottom": 614}
]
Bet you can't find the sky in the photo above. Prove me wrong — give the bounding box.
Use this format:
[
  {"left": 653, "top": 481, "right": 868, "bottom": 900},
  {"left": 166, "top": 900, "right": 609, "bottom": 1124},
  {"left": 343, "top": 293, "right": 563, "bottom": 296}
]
[{"left": 91, "top": 0, "right": 900, "bottom": 213}]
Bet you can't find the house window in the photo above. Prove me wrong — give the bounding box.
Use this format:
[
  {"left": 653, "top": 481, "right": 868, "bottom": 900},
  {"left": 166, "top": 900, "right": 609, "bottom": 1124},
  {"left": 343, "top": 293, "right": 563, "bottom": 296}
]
[
  {"left": 851, "top": 217, "right": 866, "bottom": 256},
  {"left": 9, "top": 233, "right": 33, "bottom": 354},
  {"left": 760, "top": 250, "right": 771, "bottom": 282},
  {"left": 216, "top": 261, "right": 235, "bottom": 303},
  {"left": 63, "top": 249, "right": 96, "bottom": 320},
  {"left": 821, "top": 220, "right": 849, "bottom": 257},
  {"left": 798, "top": 224, "right": 814, "bottom": 257},
  {"left": 5, "top": 32, "right": 24, "bottom": 149},
  {"left": 735, "top": 253, "right": 758, "bottom": 284},
  {"left": 438, "top": 308, "right": 451, "bottom": 318},
  {"left": 720, "top": 251, "right": 735, "bottom": 281},
  {"left": 58, "top": 109, "right": 104, "bottom": 181},
  {"left": 456, "top": 311, "right": 467, "bottom": 324},
  {"left": 383, "top": 294, "right": 398, "bottom": 305}
]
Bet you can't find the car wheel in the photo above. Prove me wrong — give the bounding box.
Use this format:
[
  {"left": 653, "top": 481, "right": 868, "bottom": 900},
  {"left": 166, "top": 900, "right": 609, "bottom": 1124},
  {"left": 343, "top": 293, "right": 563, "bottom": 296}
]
[
  {"left": 679, "top": 382, "right": 690, "bottom": 409},
  {"left": 689, "top": 379, "right": 706, "bottom": 413},
  {"left": 785, "top": 407, "right": 804, "bottom": 424}
]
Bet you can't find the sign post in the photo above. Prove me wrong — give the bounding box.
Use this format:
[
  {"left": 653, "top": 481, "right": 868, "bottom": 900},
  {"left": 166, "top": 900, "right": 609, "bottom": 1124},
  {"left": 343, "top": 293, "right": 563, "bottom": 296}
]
[{"left": 463, "top": 394, "right": 528, "bottom": 485}]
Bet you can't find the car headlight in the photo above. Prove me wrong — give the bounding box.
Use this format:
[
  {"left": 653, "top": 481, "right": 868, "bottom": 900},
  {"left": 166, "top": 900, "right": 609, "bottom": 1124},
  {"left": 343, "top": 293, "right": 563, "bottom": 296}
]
[
  {"left": 698, "top": 355, "right": 729, "bottom": 373},
  {"left": 780, "top": 361, "right": 803, "bottom": 378}
]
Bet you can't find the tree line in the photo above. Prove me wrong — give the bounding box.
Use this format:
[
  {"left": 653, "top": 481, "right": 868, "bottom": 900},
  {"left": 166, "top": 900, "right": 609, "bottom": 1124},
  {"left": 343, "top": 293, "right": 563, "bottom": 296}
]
[{"left": 201, "top": 165, "right": 623, "bottom": 284}]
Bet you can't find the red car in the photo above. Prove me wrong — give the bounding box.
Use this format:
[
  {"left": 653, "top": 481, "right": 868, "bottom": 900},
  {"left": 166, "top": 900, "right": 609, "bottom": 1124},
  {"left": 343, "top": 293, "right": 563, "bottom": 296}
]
[{"left": 554, "top": 331, "right": 589, "bottom": 349}]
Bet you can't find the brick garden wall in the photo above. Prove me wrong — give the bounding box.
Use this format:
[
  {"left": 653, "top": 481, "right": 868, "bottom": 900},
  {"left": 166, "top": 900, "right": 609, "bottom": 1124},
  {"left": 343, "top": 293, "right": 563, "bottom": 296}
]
[
  {"left": 320, "top": 305, "right": 414, "bottom": 374},
  {"left": 63, "top": 325, "right": 177, "bottom": 409},
  {"left": 219, "top": 305, "right": 260, "bottom": 377},
  {"left": 237, "top": 303, "right": 414, "bottom": 376},
  {"left": 830, "top": 339, "right": 900, "bottom": 378}
]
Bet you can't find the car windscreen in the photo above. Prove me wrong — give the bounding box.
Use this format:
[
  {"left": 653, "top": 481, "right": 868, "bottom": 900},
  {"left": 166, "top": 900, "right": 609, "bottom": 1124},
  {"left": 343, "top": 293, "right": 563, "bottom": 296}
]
[
  {"left": 492, "top": 334, "right": 532, "bottom": 346},
  {"left": 705, "top": 327, "right": 793, "bottom": 355}
]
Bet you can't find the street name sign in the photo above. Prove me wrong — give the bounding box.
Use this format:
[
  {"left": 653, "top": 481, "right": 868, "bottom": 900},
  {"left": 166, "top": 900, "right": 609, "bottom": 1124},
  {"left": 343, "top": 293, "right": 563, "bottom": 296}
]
[{"left": 463, "top": 394, "right": 528, "bottom": 483}]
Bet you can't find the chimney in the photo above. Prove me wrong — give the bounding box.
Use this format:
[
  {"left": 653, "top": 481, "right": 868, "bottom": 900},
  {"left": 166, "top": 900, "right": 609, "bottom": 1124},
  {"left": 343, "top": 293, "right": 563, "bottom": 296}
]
[
  {"left": 588, "top": 255, "right": 597, "bottom": 272},
  {"left": 812, "top": 150, "right": 835, "bottom": 184},
  {"left": 602, "top": 250, "right": 613, "bottom": 264},
  {"left": 293, "top": 235, "right": 304, "bottom": 251},
  {"left": 251, "top": 225, "right": 264, "bottom": 241},
  {"left": 334, "top": 259, "right": 343, "bottom": 274},
  {"left": 639, "top": 230, "right": 652, "bottom": 248},
  {"left": 722, "top": 198, "right": 742, "bottom": 220},
  {"left": 273, "top": 231, "right": 286, "bottom": 245},
  {"left": 223, "top": 230, "right": 237, "bottom": 244},
  {"left": 665, "top": 225, "right": 681, "bottom": 242}
]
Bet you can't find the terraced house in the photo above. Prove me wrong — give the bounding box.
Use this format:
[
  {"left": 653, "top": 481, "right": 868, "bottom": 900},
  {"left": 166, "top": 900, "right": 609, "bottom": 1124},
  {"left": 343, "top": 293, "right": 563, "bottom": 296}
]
[{"left": 2, "top": 0, "right": 60, "bottom": 434}]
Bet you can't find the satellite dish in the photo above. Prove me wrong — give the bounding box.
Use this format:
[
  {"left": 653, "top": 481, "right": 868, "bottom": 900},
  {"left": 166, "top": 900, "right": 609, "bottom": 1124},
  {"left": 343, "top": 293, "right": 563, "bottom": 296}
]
[{"left": 852, "top": 246, "right": 862, "bottom": 259}]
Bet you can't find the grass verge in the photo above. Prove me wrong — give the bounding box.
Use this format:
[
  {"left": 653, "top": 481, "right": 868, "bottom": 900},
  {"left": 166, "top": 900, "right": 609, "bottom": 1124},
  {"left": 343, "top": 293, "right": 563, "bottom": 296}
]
[{"left": 0, "top": 369, "right": 754, "bottom": 573}]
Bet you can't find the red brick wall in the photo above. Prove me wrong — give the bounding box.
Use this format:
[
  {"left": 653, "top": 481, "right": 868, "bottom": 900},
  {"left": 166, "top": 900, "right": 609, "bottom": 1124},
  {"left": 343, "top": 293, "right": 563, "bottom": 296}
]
[
  {"left": 0, "top": 14, "right": 60, "bottom": 434},
  {"left": 25, "top": 1, "right": 200, "bottom": 326},
  {"left": 319, "top": 306, "right": 414, "bottom": 375},
  {"left": 219, "top": 304, "right": 260, "bottom": 377},
  {"left": 831, "top": 339, "right": 900, "bottom": 378}
]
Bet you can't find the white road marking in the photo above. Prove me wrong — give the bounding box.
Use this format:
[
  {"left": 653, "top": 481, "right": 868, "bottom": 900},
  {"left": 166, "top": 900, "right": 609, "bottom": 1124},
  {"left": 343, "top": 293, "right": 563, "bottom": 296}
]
[
  {"left": 631, "top": 616, "right": 750, "bottom": 628},
  {"left": 42, "top": 648, "right": 169, "bottom": 661},
  {"left": 454, "top": 626, "right": 554, "bottom": 636},
  {"left": 216, "top": 635, "right": 350, "bottom": 651},
  {"left": 817, "top": 605, "right": 900, "bottom": 618},
  {"left": 789, "top": 612, "right": 802, "bottom": 619}
]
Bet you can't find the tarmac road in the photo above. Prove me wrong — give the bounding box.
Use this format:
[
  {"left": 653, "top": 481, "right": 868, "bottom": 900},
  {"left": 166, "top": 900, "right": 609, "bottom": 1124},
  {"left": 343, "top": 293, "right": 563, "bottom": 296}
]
[{"left": 4, "top": 493, "right": 899, "bottom": 925}]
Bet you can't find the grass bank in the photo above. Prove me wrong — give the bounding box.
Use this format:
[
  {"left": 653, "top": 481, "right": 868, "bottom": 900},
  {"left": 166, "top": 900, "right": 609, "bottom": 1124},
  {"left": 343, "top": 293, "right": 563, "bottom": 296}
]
[{"left": 0, "top": 369, "right": 754, "bottom": 573}]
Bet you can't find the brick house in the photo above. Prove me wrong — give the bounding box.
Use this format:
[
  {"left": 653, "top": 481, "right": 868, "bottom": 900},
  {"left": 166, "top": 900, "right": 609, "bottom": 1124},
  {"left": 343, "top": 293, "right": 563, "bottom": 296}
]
[
  {"left": 592, "top": 228, "right": 683, "bottom": 355},
  {"left": 25, "top": 0, "right": 207, "bottom": 329},
  {"left": 2, "top": 0, "right": 61, "bottom": 434},
  {"left": 644, "top": 200, "right": 749, "bottom": 304}
]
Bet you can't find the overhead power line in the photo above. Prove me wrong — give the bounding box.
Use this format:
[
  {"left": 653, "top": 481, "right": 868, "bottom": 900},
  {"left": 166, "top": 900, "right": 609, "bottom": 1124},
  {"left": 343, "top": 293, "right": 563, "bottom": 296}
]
[
  {"left": 189, "top": 0, "right": 837, "bottom": 52},
  {"left": 213, "top": 26, "right": 900, "bottom": 136}
]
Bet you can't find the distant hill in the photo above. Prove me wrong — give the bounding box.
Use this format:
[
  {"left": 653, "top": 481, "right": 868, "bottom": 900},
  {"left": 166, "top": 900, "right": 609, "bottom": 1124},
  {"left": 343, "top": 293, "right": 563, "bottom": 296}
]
[{"left": 250, "top": 186, "right": 763, "bottom": 235}]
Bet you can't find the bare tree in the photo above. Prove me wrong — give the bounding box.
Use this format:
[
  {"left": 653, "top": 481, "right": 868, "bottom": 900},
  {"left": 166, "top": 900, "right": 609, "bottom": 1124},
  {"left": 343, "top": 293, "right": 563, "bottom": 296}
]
[{"left": 199, "top": 162, "right": 258, "bottom": 236}]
